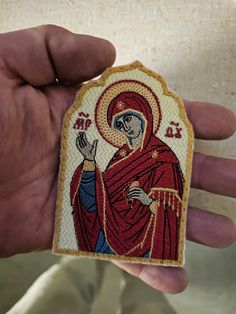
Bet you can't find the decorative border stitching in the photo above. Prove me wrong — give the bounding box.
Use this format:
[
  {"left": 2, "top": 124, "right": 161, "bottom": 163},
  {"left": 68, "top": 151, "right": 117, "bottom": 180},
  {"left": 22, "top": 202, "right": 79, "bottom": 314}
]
[{"left": 52, "top": 60, "right": 194, "bottom": 267}]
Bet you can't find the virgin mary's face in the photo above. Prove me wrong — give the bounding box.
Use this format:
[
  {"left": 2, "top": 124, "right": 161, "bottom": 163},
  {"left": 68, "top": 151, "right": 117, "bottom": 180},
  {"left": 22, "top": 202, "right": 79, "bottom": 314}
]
[{"left": 114, "top": 113, "right": 143, "bottom": 139}]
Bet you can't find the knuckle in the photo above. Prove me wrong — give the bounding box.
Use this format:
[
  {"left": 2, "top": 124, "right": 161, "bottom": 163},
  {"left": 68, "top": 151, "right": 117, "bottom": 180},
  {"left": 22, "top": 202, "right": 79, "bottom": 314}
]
[{"left": 35, "top": 24, "right": 64, "bottom": 33}]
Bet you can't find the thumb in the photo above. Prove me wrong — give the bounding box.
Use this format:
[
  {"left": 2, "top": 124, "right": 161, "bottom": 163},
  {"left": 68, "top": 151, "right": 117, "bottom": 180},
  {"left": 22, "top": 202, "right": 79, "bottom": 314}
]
[{"left": 92, "top": 139, "right": 98, "bottom": 151}]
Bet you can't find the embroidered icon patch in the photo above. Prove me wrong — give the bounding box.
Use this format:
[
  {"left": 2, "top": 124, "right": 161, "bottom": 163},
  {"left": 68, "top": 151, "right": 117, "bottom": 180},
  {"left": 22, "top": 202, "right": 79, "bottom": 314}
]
[{"left": 53, "top": 61, "right": 194, "bottom": 266}]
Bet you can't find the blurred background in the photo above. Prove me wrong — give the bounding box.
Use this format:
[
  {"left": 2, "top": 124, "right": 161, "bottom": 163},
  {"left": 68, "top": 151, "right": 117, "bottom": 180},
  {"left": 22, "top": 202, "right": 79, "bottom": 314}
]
[{"left": 0, "top": 0, "right": 235, "bottom": 313}]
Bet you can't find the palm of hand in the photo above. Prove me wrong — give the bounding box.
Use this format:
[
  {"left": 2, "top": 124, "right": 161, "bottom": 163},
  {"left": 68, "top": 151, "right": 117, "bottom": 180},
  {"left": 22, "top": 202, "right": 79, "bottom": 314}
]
[
  {"left": 76, "top": 132, "right": 97, "bottom": 161},
  {"left": 0, "top": 25, "right": 235, "bottom": 294},
  {"left": 0, "top": 25, "right": 115, "bottom": 256},
  {"left": 0, "top": 67, "right": 75, "bottom": 255}
]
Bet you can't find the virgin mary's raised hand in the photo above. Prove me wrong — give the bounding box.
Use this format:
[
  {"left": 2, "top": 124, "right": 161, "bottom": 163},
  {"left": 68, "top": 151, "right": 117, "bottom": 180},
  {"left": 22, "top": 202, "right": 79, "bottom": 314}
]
[{"left": 76, "top": 132, "right": 98, "bottom": 161}]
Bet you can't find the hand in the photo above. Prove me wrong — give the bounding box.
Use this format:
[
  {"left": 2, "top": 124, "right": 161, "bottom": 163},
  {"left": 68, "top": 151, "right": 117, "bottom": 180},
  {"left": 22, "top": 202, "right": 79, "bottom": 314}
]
[
  {"left": 128, "top": 187, "right": 153, "bottom": 205},
  {"left": 0, "top": 26, "right": 235, "bottom": 295},
  {"left": 0, "top": 25, "right": 115, "bottom": 257},
  {"left": 76, "top": 132, "right": 98, "bottom": 161}
]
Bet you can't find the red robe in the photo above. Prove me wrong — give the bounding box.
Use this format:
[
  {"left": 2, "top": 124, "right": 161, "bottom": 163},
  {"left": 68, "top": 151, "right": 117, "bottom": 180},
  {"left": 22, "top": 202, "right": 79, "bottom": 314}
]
[
  {"left": 70, "top": 135, "right": 184, "bottom": 260},
  {"left": 71, "top": 91, "right": 184, "bottom": 260}
]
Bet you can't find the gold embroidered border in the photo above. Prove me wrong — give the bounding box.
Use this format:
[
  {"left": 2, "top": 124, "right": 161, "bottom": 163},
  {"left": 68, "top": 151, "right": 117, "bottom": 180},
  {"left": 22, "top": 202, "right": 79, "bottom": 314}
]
[{"left": 52, "top": 60, "right": 194, "bottom": 267}]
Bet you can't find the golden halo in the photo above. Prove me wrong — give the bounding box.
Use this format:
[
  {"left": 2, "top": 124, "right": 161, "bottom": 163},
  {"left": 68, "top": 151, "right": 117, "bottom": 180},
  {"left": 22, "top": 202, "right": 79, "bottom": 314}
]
[{"left": 95, "top": 80, "right": 161, "bottom": 148}]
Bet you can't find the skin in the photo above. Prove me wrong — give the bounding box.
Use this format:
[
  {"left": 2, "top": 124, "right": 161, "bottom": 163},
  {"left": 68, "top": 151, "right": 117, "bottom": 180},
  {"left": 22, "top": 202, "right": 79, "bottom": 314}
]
[
  {"left": 76, "top": 132, "right": 98, "bottom": 161},
  {"left": 0, "top": 25, "right": 235, "bottom": 294},
  {"left": 115, "top": 114, "right": 143, "bottom": 147}
]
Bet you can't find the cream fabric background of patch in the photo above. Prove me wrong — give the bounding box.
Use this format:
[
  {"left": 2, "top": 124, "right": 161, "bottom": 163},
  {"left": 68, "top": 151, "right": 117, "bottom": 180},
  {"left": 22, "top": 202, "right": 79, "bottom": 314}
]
[{"left": 57, "top": 65, "right": 191, "bottom": 250}]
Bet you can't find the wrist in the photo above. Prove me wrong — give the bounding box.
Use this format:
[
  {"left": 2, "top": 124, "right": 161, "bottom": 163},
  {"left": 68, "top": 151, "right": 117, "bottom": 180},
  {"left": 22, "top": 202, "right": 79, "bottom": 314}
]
[
  {"left": 147, "top": 196, "right": 153, "bottom": 206},
  {"left": 149, "top": 200, "right": 158, "bottom": 215},
  {"left": 83, "top": 159, "right": 95, "bottom": 171}
]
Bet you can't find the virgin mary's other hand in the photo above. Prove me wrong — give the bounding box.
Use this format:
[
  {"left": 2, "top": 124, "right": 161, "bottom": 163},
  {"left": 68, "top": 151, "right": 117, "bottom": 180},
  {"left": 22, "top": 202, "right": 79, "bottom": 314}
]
[{"left": 128, "top": 187, "right": 153, "bottom": 205}]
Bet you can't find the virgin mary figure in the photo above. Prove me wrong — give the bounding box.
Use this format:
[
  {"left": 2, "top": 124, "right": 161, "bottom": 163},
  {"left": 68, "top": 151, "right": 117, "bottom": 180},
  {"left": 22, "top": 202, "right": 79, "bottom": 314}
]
[{"left": 70, "top": 86, "right": 184, "bottom": 261}]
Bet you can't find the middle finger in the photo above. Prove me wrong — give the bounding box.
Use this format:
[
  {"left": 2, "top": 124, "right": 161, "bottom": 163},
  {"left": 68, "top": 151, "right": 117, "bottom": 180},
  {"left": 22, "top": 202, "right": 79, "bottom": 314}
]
[{"left": 191, "top": 152, "right": 236, "bottom": 197}]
